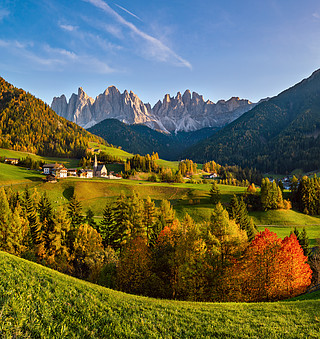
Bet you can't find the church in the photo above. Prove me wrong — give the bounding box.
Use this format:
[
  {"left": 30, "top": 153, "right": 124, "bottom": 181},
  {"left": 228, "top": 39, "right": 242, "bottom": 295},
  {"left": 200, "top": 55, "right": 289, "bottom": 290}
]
[{"left": 93, "top": 155, "right": 107, "bottom": 177}]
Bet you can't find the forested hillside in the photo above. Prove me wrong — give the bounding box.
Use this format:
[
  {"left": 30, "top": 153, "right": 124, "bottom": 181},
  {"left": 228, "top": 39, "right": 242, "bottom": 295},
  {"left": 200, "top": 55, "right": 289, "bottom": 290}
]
[
  {"left": 88, "top": 118, "right": 219, "bottom": 160},
  {"left": 185, "top": 69, "right": 320, "bottom": 173},
  {"left": 0, "top": 77, "right": 105, "bottom": 158}
]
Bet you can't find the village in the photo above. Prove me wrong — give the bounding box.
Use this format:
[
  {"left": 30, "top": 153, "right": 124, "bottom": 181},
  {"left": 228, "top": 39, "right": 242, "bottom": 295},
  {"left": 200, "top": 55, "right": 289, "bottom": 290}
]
[{"left": 4, "top": 155, "right": 122, "bottom": 182}]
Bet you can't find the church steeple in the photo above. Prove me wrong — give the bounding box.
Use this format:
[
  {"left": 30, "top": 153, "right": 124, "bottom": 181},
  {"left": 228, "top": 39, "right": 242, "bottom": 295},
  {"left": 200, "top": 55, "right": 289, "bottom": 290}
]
[{"left": 93, "top": 154, "right": 98, "bottom": 177}]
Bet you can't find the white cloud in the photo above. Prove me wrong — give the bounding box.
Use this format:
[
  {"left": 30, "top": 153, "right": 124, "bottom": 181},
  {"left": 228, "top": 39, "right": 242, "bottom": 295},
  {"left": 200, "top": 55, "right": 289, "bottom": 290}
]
[
  {"left": 0, "top": 9, "right": 10, "bottom": 21},
  {"left": 114, "top": 4, "right": 142, "bottom": 22},
  {"left": 0, "top": 38, "right": 116, "bottom": 73},
  {"left": 83, "top": 0, "right": 192, "bottom": 69},
  {"left": 312, "top": 12, "right": 320, "bottom": 19},
  {"left": 59, "top": 23, "right": 78, "bottom": 32}
]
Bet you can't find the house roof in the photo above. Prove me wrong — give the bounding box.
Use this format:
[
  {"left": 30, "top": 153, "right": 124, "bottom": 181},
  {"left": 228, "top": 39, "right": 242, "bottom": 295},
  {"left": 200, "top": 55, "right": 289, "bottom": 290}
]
[{"left": 96, "top": 165, "right": 106, "bottom": 171}]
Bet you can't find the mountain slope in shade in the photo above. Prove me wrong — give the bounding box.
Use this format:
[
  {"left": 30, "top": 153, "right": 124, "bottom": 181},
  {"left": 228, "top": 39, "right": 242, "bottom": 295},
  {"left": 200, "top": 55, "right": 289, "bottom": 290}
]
[
  {"left": 87, "top": 118, "right": 220, "bottom": 160},
  {"left": 183, "top": 69, "right": 320, "bottom": 173},
  {"left": 0, "top": 77, "right": 105, "bottom": 158},
  {"left": 52, "top": 87, "right": 255, "bottom": 133}
]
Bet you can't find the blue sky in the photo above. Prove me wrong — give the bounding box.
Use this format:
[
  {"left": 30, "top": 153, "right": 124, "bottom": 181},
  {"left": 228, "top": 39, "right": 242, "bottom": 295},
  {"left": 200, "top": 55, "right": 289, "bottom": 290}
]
[{"left": 1, "top": 0, "right": 320, "bottom": 105}]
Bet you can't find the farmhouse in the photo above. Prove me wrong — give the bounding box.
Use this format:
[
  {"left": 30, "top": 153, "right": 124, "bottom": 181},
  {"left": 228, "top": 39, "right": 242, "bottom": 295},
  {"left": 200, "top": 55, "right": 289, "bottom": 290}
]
[
  {"left": 4, "top": 158, "right": 19, "bottom": 165},
  {"left": 79, "top": 169, "right": 93, "bottom": 178},
  {"left": 67, "top": 168, "right": 78, "bottom": 177},
  {"left": 203, "top": 173, "right": 218, "bottom": 179},
  {"left": 42, "top": 164, "right": 67, "bottom": 178}
]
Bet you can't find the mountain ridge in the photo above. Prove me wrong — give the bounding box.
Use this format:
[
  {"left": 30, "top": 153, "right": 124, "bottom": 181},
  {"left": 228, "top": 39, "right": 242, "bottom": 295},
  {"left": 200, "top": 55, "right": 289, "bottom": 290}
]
[
  {"left": 0, "top": 77, "right": 105, "bottom": 158},
  {"left": 52, "top": 87, "right": 255, "bottom": 133},
  {"left": 183, "top": 69, "right": 320, "bottom": 173}
]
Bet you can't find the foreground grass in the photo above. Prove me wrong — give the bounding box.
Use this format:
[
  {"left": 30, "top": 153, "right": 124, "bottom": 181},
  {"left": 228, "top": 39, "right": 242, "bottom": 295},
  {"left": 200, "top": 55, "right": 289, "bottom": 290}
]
[{"left": 0, "top": 251, "right": 319, "bottom": 338}]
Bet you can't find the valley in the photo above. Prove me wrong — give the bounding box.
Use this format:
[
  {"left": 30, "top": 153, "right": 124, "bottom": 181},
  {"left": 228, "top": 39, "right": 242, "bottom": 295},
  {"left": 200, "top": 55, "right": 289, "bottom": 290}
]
[
  {"left": 2, "top": 2, "right": 320, "bottom": 337},
  {"left": 1, "top": 147, "right": 319, "bottom": 245}
]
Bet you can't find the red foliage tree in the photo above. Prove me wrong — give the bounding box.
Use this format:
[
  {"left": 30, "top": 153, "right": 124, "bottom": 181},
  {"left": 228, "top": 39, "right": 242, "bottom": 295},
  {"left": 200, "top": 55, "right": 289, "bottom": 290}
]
[{"left": 231, "top": 229, "right": 312, "bottom": 301}]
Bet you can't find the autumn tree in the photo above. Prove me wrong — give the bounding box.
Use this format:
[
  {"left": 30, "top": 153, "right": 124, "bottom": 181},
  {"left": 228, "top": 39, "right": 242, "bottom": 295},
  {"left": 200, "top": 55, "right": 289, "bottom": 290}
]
[
  {"left": 232, "top": 229, "right": 312, "bottom": 301},
  {"left": 116, "top": 237, "right": 153, "bottom": 296},
  {"left": 73, "top": 223, "right": 105, "bottom": 281}
]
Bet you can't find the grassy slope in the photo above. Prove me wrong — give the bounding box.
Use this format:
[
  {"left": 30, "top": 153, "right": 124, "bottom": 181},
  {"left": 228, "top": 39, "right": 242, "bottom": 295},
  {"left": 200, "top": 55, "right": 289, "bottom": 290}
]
[
  {"left": 1, "top": 251, "right": 319, "bottom": 339},
  {"left": 0, "top": 148, "right": 79, "bottom": 168},
  {"left": 0, "top": 163, "right": 42, "bottom": 185},
  {"left": 89, "top": 142, "right": 181, "bottom": 170},
  {"left": 252, "top": 210, "right": 320, "bottom": 246}
]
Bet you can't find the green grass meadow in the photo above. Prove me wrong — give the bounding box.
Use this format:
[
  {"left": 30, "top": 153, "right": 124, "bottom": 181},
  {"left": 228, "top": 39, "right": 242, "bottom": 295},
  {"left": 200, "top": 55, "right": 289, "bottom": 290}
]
[
  {"left": 0, "top": 148, "right": 79, "bottom": 168},
  {"left": 1, "top": 251, "right": 319, "bottom": 338}
]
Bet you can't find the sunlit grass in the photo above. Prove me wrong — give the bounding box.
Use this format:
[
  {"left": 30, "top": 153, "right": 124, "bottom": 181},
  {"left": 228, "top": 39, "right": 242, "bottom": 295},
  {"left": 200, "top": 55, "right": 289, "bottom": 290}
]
[{"left": 0, "top": 251, "right": 319, "bottom": 338}]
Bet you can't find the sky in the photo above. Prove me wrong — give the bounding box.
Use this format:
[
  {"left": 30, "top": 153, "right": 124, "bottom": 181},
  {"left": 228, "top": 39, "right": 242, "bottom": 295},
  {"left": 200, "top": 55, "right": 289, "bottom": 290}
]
[{"left": 1, "top": 0, "right": 320, "bottom": 106}]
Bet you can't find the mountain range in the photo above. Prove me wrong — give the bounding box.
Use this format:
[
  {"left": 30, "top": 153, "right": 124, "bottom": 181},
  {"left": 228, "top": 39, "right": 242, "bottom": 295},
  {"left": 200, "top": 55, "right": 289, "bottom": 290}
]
[{"left": 51, "top": 87, "right": 255, "bottom": 133}]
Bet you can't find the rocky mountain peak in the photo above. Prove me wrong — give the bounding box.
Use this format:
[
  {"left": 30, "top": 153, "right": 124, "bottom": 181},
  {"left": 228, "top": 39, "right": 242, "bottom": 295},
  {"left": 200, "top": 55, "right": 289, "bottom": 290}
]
[{"left": 51, "top": 86, "right": 256, "bottom": 133}]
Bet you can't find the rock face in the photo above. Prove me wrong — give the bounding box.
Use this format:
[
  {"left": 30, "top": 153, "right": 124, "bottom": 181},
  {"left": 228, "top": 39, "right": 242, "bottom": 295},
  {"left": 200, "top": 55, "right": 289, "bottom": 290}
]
[{"left": 51, "top": 87, "right": 255, "bottom": 133}]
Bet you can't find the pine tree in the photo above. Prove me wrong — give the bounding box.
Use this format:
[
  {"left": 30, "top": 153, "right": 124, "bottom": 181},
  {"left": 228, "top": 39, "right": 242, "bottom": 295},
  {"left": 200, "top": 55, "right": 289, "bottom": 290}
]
[
  {"left": 99, "top": 204, "right": 116, "bottom": 247},
  {"left": 209, "top": 182, "right": 221, "bottom": 205},
  {"left": 143, "top": 196, "right": 156, "bottom": 245},
  {"left": 67, "top": 194, "right": 84, "bottom": 229},
  {"left": 229, "top": 195, "right": 240, "bottom": 220},
  {"left": 112, "top": 192, "right": 132, "bottom": 252},
  {"left": 158, "top": 199, "right": 175, "bottom": 229},
  {"left": 0, "top": 188, "right": 25, "bottom": 254},
  {"left": 128, "top": 192, "right": 146, "bottom": 240},
  {"left": 23, "top": 188, "right": 42, "bottom": 251},
  {"left": 85, "top": 208, "right": 97, "bottom": 229},
  {"left": 299, "top": 228, "right": 311, "bottom": 258}
]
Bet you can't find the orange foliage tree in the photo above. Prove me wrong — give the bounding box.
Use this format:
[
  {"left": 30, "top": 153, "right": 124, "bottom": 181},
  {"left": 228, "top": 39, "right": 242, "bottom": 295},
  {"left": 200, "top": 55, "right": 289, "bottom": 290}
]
[{"left": 230, "top": 229, "right": 312, "bottom": 301}]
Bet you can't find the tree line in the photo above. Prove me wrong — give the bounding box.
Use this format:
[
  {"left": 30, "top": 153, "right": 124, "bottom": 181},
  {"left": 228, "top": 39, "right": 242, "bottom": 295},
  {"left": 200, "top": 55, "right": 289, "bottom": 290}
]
[{"left": 0, "top": 187, "right": 313, "bottom": 302}]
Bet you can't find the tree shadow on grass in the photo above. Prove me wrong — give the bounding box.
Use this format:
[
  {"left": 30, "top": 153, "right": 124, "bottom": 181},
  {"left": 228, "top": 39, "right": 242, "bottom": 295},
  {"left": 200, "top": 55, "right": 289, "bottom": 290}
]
[{"left": 63, "top": 186, "right": 75, "bottom": 201}]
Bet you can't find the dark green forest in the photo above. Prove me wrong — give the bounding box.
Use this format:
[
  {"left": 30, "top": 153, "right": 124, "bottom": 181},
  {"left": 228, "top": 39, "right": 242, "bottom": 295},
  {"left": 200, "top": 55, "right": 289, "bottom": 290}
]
[
  {"left": 88, "top": 118, "right": 219, "bottom": 160},
  {"left": 184, "top": 69, "right": 320, "bottom": 173}
]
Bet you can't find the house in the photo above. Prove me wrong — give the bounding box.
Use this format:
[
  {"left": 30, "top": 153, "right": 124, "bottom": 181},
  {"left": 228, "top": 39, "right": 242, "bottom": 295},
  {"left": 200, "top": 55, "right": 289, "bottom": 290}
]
[
  {"left": 4, "top": 158, "right": 19, "bottom": 165},
  {"left": 203, "top": 173, "right": 218, "bottom": 179},
  {"left": 42, "top": 163, "right": 67, "bottom": 178},
  {"left": 67, "top": 168, "right": 78, "bottom": 177},
  {"left": 79, "top": 169, "right": 93, "bottom": 178},
  {"left": 93, "top": 155, "right": 107, "bottom": 177}
]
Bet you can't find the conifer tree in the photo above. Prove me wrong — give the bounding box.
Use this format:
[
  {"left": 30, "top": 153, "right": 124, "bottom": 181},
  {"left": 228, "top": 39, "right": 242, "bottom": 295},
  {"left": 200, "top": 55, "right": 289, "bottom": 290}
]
[
  {"left": 229, "top": 195, "right": 240, "bottom": 220},
  {"left": 292, "top": 227, "right": 311, "bottom": 258},
  {"left": 158, "top": 199, "right": 175, "bottom": 229},
  {"left": 0, "top": 188, "right": 25, "bottom": 254},
  {"left": 99, "top": 204, "right": 117, "bottom": 247},
  {"left": 143, "top": 196, "right": 156, "bottom": 244},
  {"left": 128, "top": 192, "right": 146, "bottom": 240},
  {"left": 112, "top": 192, "right": 132, "bottom": 252},
  {"left": 209, "top": 181, "right": 221, "bottom": 205},
  {"left": 23, "top": 188, "right": 42, "bottom": 252},
  {"left": 85, "top": 208, "right": 97, "bottom": 229},
  {"left": 67, "top": 194, "right": 84, "bottom": 229}
]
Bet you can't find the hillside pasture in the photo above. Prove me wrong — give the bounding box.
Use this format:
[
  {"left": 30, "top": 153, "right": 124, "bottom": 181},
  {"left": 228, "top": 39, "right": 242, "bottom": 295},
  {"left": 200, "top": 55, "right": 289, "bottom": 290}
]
[
  {"left": 0, "top": 148, "right": 80, "bottom": 168},
  {"left": 0, "top": 251, "right": 319, "bottom": 338}
]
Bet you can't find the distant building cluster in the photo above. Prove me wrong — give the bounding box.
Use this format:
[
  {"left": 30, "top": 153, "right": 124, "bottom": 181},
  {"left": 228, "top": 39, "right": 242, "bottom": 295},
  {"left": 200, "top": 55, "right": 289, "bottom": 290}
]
[{"left": 42, "top": 155, "right": 121, "bottom": 182}]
